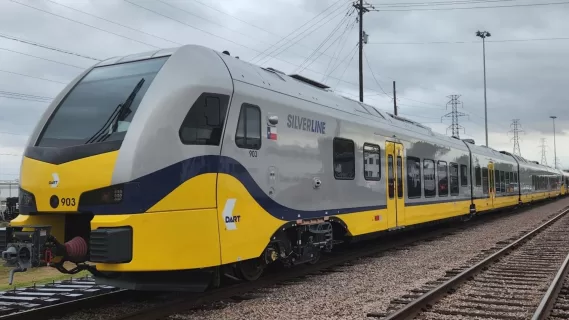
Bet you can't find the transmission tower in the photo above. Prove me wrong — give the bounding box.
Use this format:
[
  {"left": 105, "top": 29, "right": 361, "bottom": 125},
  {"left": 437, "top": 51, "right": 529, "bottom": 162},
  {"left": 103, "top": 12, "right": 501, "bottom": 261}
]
[
  {"left": 539, "top": 138, "right": 548, "bottom": 165},
  {"left": 443, "top": 94, "right": 467, "bottom": 138},
  {"left": 508, "top": 119, "right": 524, "bottom": 157}
]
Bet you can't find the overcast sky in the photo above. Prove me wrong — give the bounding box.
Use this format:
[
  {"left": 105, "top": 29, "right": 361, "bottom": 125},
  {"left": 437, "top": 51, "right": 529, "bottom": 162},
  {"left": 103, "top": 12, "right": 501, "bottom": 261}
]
[{"left": 1, "top": 0, "right": 568, "bottom": 181}]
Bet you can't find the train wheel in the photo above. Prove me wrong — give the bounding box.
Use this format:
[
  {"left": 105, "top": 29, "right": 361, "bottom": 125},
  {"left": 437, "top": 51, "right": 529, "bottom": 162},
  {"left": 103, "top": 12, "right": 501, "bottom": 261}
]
[
  {"left": 307, "top": 251, "right": 321, "bottom": 265},
  {"left": 236, "top": 258, "right": 265, "bottom": 281}
]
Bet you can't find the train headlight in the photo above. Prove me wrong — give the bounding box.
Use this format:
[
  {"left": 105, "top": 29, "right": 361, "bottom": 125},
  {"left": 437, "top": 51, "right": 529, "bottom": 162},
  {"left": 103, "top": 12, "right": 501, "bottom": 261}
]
[
  {"left": 79, "top": 184, "right": 124, "bottom": 206},
  {"left": 19, "top": 188, "right": 35, "bottom": 207}
]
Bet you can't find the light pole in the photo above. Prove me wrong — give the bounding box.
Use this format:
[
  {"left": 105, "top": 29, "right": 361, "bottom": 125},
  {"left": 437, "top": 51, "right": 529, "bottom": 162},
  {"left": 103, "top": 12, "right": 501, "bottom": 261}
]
[
  {"left": 476, "top": 30, "right": 491, "bottom": 147},
  {"left": 550, "top": 116, "right": 557, "bottom": 168}
]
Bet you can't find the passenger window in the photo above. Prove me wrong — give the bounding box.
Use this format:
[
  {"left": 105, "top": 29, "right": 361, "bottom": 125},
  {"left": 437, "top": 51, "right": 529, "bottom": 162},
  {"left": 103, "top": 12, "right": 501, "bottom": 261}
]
[
  {"left": 514, "top": 172, "right": 518, "bottom": 183},
  {"left": 363, "top": 143, "right": 380, "bottom": 181},
  {"left": 495, "top": 170, "right": 501, "bottom": 193},
  {"left": 438, "top": 161, "right": 448, "bottom": 197},
  {"left": 407, "top": 157, "right": 422, "bottom": 198},
  {"left": 333, "top": 138, "right": 355, "bottom": 180},
  {"left": 482, "top": 168, "right": 489, "bottom": 194},
  {"left": 475, "top": 166, "right": 482, "bottom": 187},
  {"left": 450, "top": 163, "right": 459, "bottom": 196},
  {"left": 500, "top": 171, "right": 505, "bottom": 192},
  {"left": 423, "top": 159, "right": 436, "bottom": 198},
  {"left": 505, "top": 171, "right": 510, "bottom": 191},
  {"left": 235, "top": 104, "right": 261, "bottom": 150},
  {"left": 460, "top": 164, "right": 468, "bottom": 186},
  {"left": 179, "top": 93, "right": 229, "bottom": 146},
  {"left": 509, "top": 172, "right": 514, "bottom": 184}
]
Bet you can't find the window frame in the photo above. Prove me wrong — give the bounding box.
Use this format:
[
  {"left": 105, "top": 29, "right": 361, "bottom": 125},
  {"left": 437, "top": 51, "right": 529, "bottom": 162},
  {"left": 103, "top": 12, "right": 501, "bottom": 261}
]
[
  {"left": 482, "top": 167, "right": 489, "bottom": 194},
  {"left": 363, "top": 143, "right": 381, "bottom": 181},
  {"left": 235, "top": 103, "right": 262, "bottom": 150},
  {"left": 333, "top": 137, "right": 356, "bottom": 180}
]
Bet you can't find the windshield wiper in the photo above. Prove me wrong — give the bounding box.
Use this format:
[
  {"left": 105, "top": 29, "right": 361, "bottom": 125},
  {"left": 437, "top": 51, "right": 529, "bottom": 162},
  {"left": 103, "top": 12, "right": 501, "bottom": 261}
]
[{"left": 85, "top": 77, "right": 145, "bottom": 144}]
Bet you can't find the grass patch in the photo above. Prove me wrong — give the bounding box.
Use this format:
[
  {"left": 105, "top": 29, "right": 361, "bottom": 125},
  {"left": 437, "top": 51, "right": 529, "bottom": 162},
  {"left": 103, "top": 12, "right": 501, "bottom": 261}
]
[{"left": 0, "top": 263, "right": 89, "bottom": 291}]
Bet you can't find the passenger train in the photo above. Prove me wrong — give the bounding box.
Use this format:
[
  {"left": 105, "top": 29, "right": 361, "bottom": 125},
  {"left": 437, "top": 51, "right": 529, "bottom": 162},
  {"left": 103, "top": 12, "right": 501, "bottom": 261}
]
[{"left": 1, "top": 44, "right": 568, "bottom": 290}]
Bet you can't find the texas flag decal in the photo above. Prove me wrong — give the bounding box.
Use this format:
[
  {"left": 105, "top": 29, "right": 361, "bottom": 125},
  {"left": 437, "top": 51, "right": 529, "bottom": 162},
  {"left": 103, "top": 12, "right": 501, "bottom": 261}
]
[{"left": 267, "top": 126, "right": 277, "bottom": 140}]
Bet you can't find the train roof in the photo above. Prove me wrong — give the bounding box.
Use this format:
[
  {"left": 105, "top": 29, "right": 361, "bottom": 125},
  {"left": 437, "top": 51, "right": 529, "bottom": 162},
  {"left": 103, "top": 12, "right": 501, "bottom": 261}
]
[{"left": 96, "top": 45, "right": 563, "bottom": 174}]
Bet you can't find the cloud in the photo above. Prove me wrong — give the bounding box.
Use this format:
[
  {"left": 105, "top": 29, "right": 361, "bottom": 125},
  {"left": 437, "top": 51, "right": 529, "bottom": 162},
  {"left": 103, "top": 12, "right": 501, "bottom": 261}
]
[{"left": 1, "top": 0, "right": 569, "bottom": 182}]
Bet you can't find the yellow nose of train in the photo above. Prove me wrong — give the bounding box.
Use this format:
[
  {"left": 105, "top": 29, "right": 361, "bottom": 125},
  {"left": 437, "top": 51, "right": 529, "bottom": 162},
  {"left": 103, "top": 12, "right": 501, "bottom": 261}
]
[{"left": 18, "top": 151, "right": 120, "bottom": 213}]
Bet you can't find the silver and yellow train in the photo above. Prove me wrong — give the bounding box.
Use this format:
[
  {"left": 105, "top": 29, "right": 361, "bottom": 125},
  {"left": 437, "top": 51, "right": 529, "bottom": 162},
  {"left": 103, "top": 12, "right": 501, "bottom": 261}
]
[{"left": 1, "top": 45, "right": 566, "bottom": 290}]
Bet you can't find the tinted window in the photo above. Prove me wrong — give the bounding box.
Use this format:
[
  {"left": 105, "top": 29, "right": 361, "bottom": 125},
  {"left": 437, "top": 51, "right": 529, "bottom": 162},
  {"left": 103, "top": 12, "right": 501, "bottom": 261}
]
[
  {"left": 500, "top": 171, "right": 505, "bottom": 192},
  {"left": 509, "top": 172, "right": 514, "bottom": 184},
  {"left": 475, "top": 166, "right": 482, "bottom": 187},
  {"left": 460, "top": 164, "right": 468, "bottom": 186},
  {"left": 38, "top": 57, "right": 169, "bottom": 147},
  {"left": 450, "top": 163, "right": 459, "bottom": 196},
  {"left": 514, "top": 172, "right": 518, "bottom": 183},
  {"left": 363, "top": 143, "right": 380, "bottom": 180},
  {"left": 179, "top": 93, "right": 229, "bottom": 145},
  {"left": 407, "top": 157, "right": 421, "bottom": 198},
  {"left": 424, "top": 159, "right": 436, "bottom": 197},
  {"left": 495, "top": 170, "right": 501, "bottom": 193},
  {"left": 438, "top": 161, "right": 448, "bottom": 197},
  {"left": 235, "top": 104, "right": 261, "bottom": 149},
  {"left": 482, "top": 168, "right": 489, "bottom": 194},
  {"left": 333, "top": 138, "right": 355, "bottom": 180}
]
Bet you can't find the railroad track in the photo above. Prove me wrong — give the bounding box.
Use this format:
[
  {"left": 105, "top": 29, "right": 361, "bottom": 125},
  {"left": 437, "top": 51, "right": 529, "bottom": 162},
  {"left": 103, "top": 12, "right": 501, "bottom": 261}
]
[
  {"left": 367, "top": 207, "right": 569, "bottom": 320},
  {"left": 0, "top": 276, "right": 129, "bottom": 320}
]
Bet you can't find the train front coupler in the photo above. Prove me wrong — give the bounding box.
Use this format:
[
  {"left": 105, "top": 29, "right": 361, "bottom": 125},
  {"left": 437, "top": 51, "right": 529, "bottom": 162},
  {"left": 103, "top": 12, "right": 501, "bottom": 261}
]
[{"left": 0, "top": 225, "right": 95, "bottom": 285}]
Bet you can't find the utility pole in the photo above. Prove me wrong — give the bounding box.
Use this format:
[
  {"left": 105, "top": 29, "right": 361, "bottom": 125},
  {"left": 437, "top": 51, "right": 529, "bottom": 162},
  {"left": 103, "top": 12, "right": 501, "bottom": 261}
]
[
  {"left": 393, "top": 81, "right": 397, "bottom": 115},
  {"left": 354, "top": 0, "right": 369, "bottom": 102},
  {"left": 476, "top": 30, "right": 491, "bottom": 147},
  {"left": 443, "top": 94, "right": 467, "bottom": 138},
  {"left": 509, "top": 119, "right": 524, "bottom": 157},
  {"left": 539, "top": 138, "right": 548, "bottom": 165}
]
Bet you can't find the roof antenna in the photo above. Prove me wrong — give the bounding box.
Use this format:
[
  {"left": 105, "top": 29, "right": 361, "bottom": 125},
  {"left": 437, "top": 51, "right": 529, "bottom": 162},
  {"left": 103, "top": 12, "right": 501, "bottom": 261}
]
[{"left": 222, "top": 50, "right": 230, "bottom": 56}]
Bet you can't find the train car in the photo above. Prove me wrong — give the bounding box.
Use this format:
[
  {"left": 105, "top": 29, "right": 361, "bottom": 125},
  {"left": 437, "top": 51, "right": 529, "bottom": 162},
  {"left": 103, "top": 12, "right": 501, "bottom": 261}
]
[{"left": 0, "top": 44, "right": 564, "bottom": 291}]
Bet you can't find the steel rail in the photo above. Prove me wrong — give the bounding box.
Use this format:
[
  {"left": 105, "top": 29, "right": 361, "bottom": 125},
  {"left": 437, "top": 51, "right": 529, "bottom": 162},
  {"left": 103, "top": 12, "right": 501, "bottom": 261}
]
[
  {"left": 531, "top": 251, "right": 569, "bottom": 320},
  {"left": 367, "top": 207, "right": 569, "bottom": 320}
]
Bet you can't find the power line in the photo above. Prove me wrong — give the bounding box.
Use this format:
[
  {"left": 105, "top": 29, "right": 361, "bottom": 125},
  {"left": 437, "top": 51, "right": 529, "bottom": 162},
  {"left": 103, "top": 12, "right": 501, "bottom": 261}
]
[
  {"left": 0, "top": 69, "right": 66, "bottom": 84},
  {"left": 369, "top": 1, "right": 569, "bottom": 11},
  {"left": 0, "top": 131, "right": 28, "bottom": 137},
  {"left": 9, "top": 0, "right": 160, "bottom": 49},
  {"left": 369, "top": 37, "right": 569, "bottom": 45},
  {"left": 509, "top": 119, "right": 524, "bottom": 157},
  {"left": 370, "top": 0, "right": 516, "bottom": 7},
  {"left": 0, "top": 33, "right": 101, "bottom": 61},
  {"left": 0, "top": 91, "right": 53, "bottom": 101},
  {"left": 0, "top": 47, "right": 85, "bottom": 69},
  {"left": 363, "top": 48, "right": 391, "bottom": 97},
  {"left": 250, "top": 0, "right": 347, "bottom": 63},
  {"left": 45, "top": 0, "right": 182, "bottom": 46},
  {"left": 257, "top": 3, "right": 351, "bottom": 66}
]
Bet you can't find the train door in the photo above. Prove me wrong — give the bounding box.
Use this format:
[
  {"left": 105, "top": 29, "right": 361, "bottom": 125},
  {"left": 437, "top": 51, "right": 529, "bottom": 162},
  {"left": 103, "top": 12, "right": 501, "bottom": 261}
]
[
  {"left": 385, "top": 141, "right": 405, "bottom": 229},
  {"left": 488, "top": 162, "right": 495, "bottom": 208}
]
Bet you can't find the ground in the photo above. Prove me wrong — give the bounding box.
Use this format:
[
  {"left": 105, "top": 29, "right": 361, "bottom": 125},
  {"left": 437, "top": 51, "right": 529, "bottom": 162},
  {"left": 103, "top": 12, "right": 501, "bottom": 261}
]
[{"left": 0, "top": 263, "right": 90, "bottom": 290}]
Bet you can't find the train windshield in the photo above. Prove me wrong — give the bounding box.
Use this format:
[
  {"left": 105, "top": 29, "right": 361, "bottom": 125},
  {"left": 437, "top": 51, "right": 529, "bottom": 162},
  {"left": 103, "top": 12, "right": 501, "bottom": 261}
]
[{"left": 37, "top": 56, "right": 169, "bottom": 148}]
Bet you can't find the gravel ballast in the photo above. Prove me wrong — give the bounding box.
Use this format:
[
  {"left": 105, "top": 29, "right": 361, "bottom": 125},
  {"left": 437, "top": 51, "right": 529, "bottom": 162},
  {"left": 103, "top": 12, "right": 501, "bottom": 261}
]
[{"left": 173, "top": 198, "right": 569, "bottom": 320}]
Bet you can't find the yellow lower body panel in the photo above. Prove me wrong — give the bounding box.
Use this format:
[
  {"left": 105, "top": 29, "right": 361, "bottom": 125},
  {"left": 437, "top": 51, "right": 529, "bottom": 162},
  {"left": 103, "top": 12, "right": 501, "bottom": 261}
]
[
  {"left": 338, "top": 209, "right": 388, "bottom": 236},
  {"left": 493, "top": 195, "right": 519, "bottom": 209},
  {"left": 92, "top": 209, "right": 221, "bottom": 272},
  {"left": 404, "top": 200, "right": 471, "bottom": 226}
]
